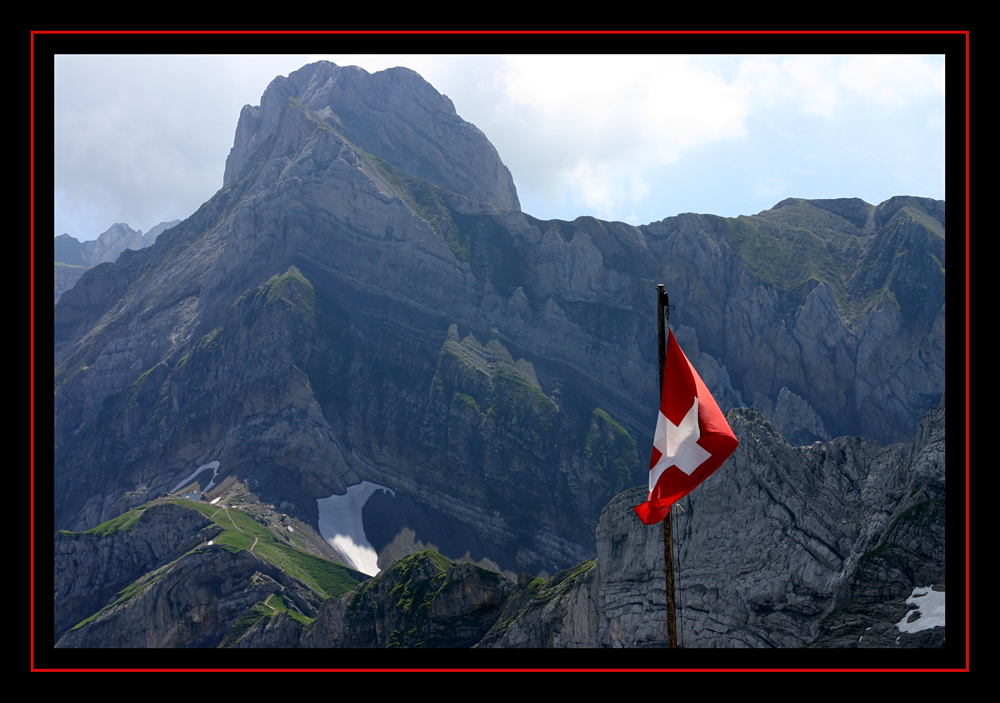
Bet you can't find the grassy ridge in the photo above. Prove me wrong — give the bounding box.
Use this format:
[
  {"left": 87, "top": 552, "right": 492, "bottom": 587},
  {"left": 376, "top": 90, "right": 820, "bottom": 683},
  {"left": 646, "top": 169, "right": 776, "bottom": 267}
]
[
  {"left": 56, "top": 509, "right": 143, "bottom": 540},
  {"left": 169, "top": 499, "right": 365, "bottom": 599}
]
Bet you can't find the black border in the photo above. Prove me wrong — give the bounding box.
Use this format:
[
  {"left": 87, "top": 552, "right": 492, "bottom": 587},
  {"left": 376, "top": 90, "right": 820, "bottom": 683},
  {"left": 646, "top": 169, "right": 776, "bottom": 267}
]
[{"left": 33, "top": 29, "right": 969, "bottom": 672}]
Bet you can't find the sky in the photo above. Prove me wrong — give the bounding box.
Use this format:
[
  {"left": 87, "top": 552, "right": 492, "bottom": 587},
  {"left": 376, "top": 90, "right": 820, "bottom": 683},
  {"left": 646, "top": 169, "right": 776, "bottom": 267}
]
[{"left": 52, "top": 52, "right": 948, "bottom": 241}]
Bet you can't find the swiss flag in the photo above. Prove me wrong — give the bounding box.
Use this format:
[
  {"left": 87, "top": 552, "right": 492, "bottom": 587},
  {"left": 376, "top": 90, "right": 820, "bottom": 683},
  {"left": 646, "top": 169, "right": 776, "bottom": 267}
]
[{"left": 634, "top": 329, "right": 739, "bottom": 525}]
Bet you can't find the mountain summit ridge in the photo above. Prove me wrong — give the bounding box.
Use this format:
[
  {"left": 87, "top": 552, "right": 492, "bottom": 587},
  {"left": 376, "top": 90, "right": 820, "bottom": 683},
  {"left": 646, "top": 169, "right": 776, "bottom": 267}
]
[{"left": 223, "top": 60, "right": 520, "bottom": 213}]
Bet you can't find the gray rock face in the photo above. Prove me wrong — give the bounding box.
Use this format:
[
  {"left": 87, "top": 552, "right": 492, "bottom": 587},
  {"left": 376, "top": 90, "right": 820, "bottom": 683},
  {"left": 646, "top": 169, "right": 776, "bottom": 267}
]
[
  {"left": 79, "top": 223, "right": 144, "bottom": 266},
  {"left": 590, "top": 396, "right": 945, "bottom": 648},
  {"left": 224, "top": 61, "right": 519, "bottom": 213},
  {"left": 810, "top": 398, "right": 945, "bottom": 648},
  {"left": 302, "top": 550, "right": 513, "bottom": 648},
  {"left": 770, "top": 385, "right": 830, "bottom": 445},
  {"left": 53, "top": 502, "right": 218, "bottom": 643},
  {"left": 594, "top": 489, "right": 673, "bottom": 647},
  {"left": 55, "top": 547, "right": 322, "bottom": 648},
  {"left": 476, "top": 562, "right": 600, "bottom": 648}
]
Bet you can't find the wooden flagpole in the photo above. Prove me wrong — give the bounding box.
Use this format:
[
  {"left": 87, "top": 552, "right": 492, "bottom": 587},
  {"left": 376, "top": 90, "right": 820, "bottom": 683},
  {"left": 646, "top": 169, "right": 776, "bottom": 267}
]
[{"left": 657, "top": 283, "right": 678, "bottom": 649}]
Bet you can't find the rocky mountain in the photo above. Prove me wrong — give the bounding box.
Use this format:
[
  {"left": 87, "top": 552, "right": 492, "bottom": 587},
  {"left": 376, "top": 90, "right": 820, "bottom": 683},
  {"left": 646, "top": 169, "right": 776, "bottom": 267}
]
[
  {"left": 52, "top": 394, "right": 945, "bottom": 650},
  {"left": 53, "top": 220, "right": 181, "bottom": 303},
  {"left": 51, "top": 60, "right": 947, "bottom": 645},
  {"left": 590, "top": 396, "right": 946, "bottom": 650},
  {"left": 309, "top": 394, "right": 947, "bottom": 650},
  {"left": 54, "top": 490, "right": 367, "bottom": 648}
]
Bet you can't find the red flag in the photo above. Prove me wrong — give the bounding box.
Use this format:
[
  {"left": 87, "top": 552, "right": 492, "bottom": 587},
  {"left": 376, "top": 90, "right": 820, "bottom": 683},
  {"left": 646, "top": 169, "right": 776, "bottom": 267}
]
[{"left": 633, "top": 328, "right": 739, "bottom": 525}]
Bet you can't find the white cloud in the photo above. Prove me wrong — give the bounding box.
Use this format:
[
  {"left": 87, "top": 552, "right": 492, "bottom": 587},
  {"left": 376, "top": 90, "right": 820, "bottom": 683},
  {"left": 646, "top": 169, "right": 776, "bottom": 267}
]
[
  {"left": 52, "top": 53, "right": 949, "bottom": 236},
  {"left": 500, "top": 55, "right": 748, "bottom": 161},
  {"left": 480, "top": 53, "right": 944, "bottom": 221},
  {"left": 489, "top": 55, "right": 749, "bottom": 219},
  {"left": 562, "top": 160, "right": 652, "bottom": 221}
]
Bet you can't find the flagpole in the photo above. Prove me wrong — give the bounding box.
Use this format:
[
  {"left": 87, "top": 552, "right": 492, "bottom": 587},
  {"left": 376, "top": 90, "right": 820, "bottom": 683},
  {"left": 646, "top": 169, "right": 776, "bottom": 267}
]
[{"left": 657, "top": 283, "right": 678, "bottom": 649}]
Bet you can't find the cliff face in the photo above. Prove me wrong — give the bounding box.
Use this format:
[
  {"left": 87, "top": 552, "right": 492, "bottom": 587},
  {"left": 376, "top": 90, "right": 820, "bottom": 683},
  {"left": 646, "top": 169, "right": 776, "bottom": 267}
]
[
  {"left": 55, "top": 548, "right": 322, "bottom": 649},
  {"left": 53, "top": 502, "right": 219, "bottom": 643},
  {"left": 223, "top": 61, "right": 520, "bottom": 213},
  {"left": 586, "top": 395, "right": 946, "bottom": 649},
  {"left": 53, "top": 60, "right": 945, "bottom": 593},
  {"left": 303, "top": 550, "right": 514, "bottom": 648}
]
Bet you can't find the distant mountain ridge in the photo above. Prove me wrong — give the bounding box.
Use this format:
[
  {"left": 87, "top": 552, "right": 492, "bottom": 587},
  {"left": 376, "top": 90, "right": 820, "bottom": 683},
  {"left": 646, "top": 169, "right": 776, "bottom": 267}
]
[{"left": 53, "top": 220, "right": 181, "bottom": 303}]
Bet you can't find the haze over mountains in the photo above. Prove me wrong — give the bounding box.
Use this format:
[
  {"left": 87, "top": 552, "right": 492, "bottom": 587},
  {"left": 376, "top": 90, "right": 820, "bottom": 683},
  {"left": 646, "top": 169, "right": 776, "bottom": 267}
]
[
  {"left": 54, "top": 220, "right": 181, "bottom": 303},
  {"left": 50, "top": 60, "right": 947, "bottom": 652}
]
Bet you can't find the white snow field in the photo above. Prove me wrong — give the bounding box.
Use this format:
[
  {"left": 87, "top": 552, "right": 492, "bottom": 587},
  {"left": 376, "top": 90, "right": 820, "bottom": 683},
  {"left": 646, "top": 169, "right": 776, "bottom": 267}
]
[
  {"left": 896, "top": 585, "right": 946, "bottom": 633},
  {"left": 316, "top": 481, "right": 395, "bottom": 577},
  {"left": 170, "top": 461, "right": 221, "bottom": 494}
]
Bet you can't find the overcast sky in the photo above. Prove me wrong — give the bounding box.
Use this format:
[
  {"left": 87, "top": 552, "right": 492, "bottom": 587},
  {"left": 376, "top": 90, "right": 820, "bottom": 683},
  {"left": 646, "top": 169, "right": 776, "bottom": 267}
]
[{"left": 53, "top": 53, "right": 947, "bottom": 241}]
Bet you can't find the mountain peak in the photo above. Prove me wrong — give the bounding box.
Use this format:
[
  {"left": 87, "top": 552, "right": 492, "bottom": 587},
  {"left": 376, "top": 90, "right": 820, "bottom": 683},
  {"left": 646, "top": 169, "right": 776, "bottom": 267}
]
[{"left": 223, "top": 60, "right": 519, "bottom": 212}]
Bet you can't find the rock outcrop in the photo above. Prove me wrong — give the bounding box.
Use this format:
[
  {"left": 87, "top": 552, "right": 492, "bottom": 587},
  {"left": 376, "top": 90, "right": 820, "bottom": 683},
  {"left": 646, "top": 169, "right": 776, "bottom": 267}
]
[
  {"left": 53, "top": 494, "right": 366, "bottom": 648},
  {"left": 55, "top": 547, "right": 324, "bottom": 648},
  {"left": 476, "top": 560, "right": 600, "bottom": 648},
  {"left": 53, "top": 501, "right": 218, "bottom": 643},
  {"left": 587, "top": 395, "right": 946, "bottom": 648},
  {"left": 303, "top": 550, "right": 513, "bottom": 648}
]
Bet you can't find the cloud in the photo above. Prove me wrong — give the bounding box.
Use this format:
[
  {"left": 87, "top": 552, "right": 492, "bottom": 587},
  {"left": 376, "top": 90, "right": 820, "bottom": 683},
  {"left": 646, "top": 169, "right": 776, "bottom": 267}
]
[
  {"left": 52, "top": 53, "right": 948, "bottom": 237},
  {"left": 484, "top": 55, "right": 750, "bottom": 220},
  {"left": 482, "top": 54, "right": 946, "bottom": 221},
  {"left": 561, "top": 160, "right": 652, "bottom": 221},
  {"left": 55, "top": 54, "right": 315, "bottom": 238}
]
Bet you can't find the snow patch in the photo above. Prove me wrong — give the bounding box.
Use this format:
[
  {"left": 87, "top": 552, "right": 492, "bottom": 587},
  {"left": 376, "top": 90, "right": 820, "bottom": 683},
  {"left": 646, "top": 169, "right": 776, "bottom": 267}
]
[
  {"left": 317, "top": 481, "right": 395, "bottom": 577},
  {"left": 171, "top": 461, "right": 221, "bottom": 494},
  {"left": 895, "top": 585, "right": 945, "bottom": 633}
]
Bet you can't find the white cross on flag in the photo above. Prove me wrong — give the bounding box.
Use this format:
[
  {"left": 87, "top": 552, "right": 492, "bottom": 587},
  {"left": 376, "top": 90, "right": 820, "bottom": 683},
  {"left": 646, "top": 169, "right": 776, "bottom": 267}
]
[{"left": 634, "top": 328, "right": 739, "bottom": 525}]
